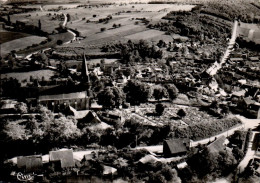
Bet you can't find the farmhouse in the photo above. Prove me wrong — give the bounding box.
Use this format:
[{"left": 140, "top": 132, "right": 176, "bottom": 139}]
[{"left": 163, "top": 138, "right": 190, "bottom": 157}]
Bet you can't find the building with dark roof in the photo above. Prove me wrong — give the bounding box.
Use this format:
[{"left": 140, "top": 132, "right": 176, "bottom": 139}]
[
  {"left": 163, "top": 138, "right": 190, "bottom": 157},
  {"left": 207, "top": 136, "right": 226, "bottom": 154}
]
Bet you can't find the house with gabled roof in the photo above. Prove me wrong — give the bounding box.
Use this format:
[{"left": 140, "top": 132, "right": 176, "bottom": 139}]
[
  {"left": 163, "top": 138, "right": 190, "bottom": 157},
  {"left": 207, "top": 136, "right": 226, "bottom": 154}
]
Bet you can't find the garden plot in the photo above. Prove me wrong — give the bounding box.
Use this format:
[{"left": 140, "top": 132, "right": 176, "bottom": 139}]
[{"left": 134, "top": 104, "right": 226, "bottom": 128}]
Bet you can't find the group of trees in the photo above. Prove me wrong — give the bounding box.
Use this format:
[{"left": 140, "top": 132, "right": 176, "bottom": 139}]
[
  {"left": 98, "top": 14, "right": 112, "bottom": 23},
  {"left": 96, "top": 80, "right": 179, "bottom": 108},
  {"left": 123, "top": 80, "right": 150, "bottom": 105},
  {"left": 172, "top": 117, "right": 242, "bottom": 140},
  {"left": 181, "top": 147, "right": 237, "bottom": 182},
  {"left": 2, "top": 106, "right": 81, "bottom": 149},
  {"left": 161, "top": 11, "right": 230, "bottom": 43},
  {"left": 201, "top": 2, "right": 260, "bottom": 23},
  {"left": 1, "top": 77, "right": 21, "bottom": 98},
  {"left": 101, "top": 40, "right": 163, "bottom": 63},
  {"left": 97, "top": 86, "right": 126, "bottom": 109}
]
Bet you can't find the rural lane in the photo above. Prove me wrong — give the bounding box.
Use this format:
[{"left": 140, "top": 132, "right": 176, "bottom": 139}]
[{"left": 207, "top": 20, "right": 238, "bottom": 76}]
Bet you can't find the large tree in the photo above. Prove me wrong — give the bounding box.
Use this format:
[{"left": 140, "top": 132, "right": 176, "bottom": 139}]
[
  {"left": 124, "top": 80, "right": 150, "bottom": 105},
  {"left": 97, "top": 86, "right": 125, "bottom": 109},
  {"left": 155, "top": 103, "right": 165, "bottom": 116},
  {"left": 165, "top": 84, "right": 179, "bottom": 100},
  {"left": 152, "top": 85, "right": 168, "bottom": 101}
]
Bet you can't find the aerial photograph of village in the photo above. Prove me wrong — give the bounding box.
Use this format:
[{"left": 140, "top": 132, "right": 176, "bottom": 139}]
[{"left": 0, "top": 0, "right": 260, "bottom": 182}]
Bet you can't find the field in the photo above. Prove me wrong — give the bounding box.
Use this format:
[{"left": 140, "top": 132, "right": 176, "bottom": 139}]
[
  {"left": 1, "top": 69, "right": 56, "bottom": 86},
  {"left": 1, "top": 36, "right": 46, "bottom": 57},
  {"left": 238, "top": 22, "right": 260, "bottom": 44},
  {"left": 66, "top": 4, "right": 194, "bottom": 47},
  {"left": 0, "top": 31, "right": 31, "bottom": 44},
  {"left": 10, "top": 11, "right": 62, "bottom": 33},
  {"left": 13, "top": 3, "right": 194, "bottom": 50},
  {"left": 16, "top": 31, "right": 74, "bottom": 56}
]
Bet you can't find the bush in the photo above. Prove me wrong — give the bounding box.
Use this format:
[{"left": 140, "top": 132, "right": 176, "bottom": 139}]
[
  {"left": 177, "top": 109, "right": 186, "bottom": 118},
  {"left": 56, "top": 40, "right": 63, "bottom": 45},
  {"left": 100, "top": 27, "right": 106, "bottom": 32},
  {"left": 155, "top": 103, "right": 165, "bottom": 116}
]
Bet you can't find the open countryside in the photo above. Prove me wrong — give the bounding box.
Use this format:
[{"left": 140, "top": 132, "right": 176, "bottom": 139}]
[{"left": 0, "top": 0, "right": 260, "bottom": 183}]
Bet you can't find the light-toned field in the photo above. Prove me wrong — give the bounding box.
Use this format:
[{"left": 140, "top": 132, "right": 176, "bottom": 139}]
[
  {"left": 10, "top": 11, "right": 62, "bottom": 33},
  {"left": 125, "top": 29, "right": 164, "bottom": 40},
  {"left": 5, "top": 3, "right": 194, "bottom": 55},
  {"left": 238, "top": 22, "right": 260, "bottom": 44},
  {"left": 1, "top": 36, "right": 46, "bottom": 57},
  {"left": 14, "top": 3, "right": 194, "bottom": 48},
  {"left": 1, "top": 69, "right": 56, "bottom": 86}
]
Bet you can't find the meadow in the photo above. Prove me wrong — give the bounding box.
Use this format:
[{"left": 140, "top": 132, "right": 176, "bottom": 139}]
[
  {"left": 1, "top": 69, "right": 56, "bottom": 86},
  {"left": 0, "top": 31, "right": 31, "bottom": 44},
  {"left": 11, "top": 3, "right": 194, "bottom": 50},
  {"left": 1, "top": 36, "right": 46, "bottom": 57}
]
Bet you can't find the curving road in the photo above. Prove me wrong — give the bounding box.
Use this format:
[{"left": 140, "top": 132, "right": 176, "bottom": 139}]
[{"left": 62, "top": 13, "right": 68, "bottom": 27}]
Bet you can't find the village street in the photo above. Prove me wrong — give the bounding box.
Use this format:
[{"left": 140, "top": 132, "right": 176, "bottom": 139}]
[
  {"left": 207, "top": 20, "right": 238, "bottom": 76},
  {"left": 238, "top": 131, "right": 259, "bottom": 172}
]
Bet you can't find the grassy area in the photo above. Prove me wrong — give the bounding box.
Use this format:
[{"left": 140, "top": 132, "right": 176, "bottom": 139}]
[
  {"left": 16, "top": 31, "right": 74, "bottom": 56},
  {"left": 10, "top": 11, "right": 61, "bottom": 33},
  {"left": 1, "top": 36, "right": 47, "bottom": 57},
  {"left": 238, "top": 22, "right": 260, "bottom": 44},
  {"left": 0, "top": 31, "right": 31, "bottom": 44},
  {"left": 1, "top": 69, "right": 56, "bottom": 86},
  {"left": 53, "top": 3, "right": 194, "bottom": 48}
]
